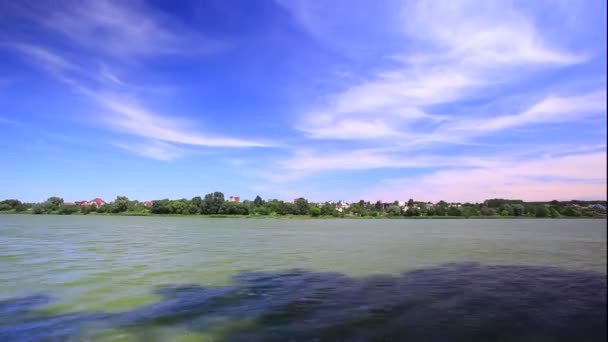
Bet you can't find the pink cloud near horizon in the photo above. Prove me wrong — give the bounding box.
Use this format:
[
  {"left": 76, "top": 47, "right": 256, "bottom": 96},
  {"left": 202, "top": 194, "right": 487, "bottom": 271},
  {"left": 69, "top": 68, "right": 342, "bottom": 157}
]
[{"left": 362, "top": 152, "right": 607, "bottom": 203}]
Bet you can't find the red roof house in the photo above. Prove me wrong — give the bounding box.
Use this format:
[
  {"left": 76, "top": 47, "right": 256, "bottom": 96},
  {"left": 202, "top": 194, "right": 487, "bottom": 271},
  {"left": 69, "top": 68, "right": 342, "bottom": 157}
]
[{"left": 90, "top": 198, "right": 105, "bottom": 206}]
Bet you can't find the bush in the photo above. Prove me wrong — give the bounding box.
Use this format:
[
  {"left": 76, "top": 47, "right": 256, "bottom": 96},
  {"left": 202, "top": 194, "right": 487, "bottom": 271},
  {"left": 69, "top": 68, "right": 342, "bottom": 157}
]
[
  {"left": 535, "top": 206, "right": 549, "bottom": 218},
  {"left": 59, "top": 205, "right": 79, "bottom": 215},
  {"left": 549, "top": 208, "right": 560, "bottom": 218}
]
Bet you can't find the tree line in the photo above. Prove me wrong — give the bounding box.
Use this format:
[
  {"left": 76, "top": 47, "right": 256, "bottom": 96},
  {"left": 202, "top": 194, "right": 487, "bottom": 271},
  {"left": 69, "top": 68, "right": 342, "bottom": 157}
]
[{"left": 0, "top": 195, "right": 605, "bottom": 218}]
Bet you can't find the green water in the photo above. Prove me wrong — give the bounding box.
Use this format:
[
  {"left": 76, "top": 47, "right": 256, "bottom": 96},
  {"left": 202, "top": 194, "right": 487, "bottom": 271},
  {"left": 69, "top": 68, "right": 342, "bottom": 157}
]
[{"left": 0, "top": 216, "right": 606, "bottom": 340}]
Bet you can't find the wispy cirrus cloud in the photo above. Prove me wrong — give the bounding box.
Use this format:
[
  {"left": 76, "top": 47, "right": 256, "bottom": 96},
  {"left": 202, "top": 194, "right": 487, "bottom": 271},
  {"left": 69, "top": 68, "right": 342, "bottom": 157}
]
[
  {"left": 8, "top": 43, "right": 272, "bottom": 151},
  {"left": 441, "top": 91, "right": 607, "bottom": 137},
  {"left": 3, "top": 0, "right": 226, "bottom": 58},
  {"left": 400, "top": 0, "right": 586, "bottom": 67},
  {"left": 2, "top": 0, "right": 275, "bottom": 161},
  {"left": 286, "top": 0, "right": 589, "bottom": 144},
  {"left": 111, "top": 140, "right": 187, "bottom": 161},
  {"left": 91, "top": 93, "right": 274, "bottom": 148}
]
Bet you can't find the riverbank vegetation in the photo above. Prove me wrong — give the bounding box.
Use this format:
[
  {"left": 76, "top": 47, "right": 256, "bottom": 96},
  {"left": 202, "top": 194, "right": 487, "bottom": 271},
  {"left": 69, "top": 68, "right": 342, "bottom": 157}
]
[{"left": 0, "top": 194, "right": 605, "bottom": 218}]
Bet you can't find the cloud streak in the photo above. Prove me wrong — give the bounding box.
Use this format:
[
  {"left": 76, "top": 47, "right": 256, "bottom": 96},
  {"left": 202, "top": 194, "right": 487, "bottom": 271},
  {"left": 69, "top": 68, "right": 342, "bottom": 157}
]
[
  {"left": 92, "top": 94, "right": 273, "bottom": 148},
  {"left": 13, "top": 0, "right": 226, "bottom": 58},
  {"left": 4, "top": 11, "right": 271, "bottom": 159},
  {"left": 291, "top": 0, "right": 589, "bottom": 144}
]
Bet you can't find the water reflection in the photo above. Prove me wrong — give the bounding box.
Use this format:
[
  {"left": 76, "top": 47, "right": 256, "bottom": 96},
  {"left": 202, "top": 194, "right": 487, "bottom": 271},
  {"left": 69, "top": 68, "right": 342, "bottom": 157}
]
[{"left": 1, "top": 263, "right": 606, "bottom": 341}]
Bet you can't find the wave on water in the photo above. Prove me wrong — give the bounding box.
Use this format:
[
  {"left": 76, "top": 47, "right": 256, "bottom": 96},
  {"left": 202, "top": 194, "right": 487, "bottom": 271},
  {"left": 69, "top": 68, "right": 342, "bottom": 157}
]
[{"left": 1, "top": 262, "right": 606, "bottom": 341}]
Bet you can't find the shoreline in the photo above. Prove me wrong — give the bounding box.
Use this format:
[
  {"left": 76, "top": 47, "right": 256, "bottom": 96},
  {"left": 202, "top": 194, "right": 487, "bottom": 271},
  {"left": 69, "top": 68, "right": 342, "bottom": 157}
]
[{"left": 1, "top": 211, "right": 605, "bottom": 219}]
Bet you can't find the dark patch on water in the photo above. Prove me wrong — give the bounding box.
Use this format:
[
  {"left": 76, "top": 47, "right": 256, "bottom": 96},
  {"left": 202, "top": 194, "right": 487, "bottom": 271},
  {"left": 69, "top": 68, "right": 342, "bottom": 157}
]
[{"left": 0, "top": 263, "right": 606, "bottom": 341}]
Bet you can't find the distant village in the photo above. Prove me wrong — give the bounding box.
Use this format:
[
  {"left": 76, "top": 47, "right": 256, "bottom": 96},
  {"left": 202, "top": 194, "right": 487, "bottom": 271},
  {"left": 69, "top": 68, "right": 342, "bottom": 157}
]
[{"left": 0, "top": 194, "right": 606, "bottom": 218}]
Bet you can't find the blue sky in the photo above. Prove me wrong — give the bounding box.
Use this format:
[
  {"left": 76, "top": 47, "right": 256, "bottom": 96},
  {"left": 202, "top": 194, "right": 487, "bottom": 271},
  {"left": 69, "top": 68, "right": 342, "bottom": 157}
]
[{"left": 0, "top": 0, "right": 606, "bottom": 203}]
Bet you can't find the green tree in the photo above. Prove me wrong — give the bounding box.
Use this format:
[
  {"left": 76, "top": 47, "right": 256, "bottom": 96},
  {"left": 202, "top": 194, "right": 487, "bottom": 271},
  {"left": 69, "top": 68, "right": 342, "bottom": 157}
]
[
  {"left": 349, "top": 202, "right": 362, "bottom": 216},
  {"left": 447, "top": 206, "right": 462, "bottom": 216},
  {"left": 512, "top": 204, "right": 525, "bottom": 216},
  {"left": 277, "top": 201, "right": 295, "bottom": 215},
  {"left": 294, "top": 198, "right": 310, "bottom": 215},
  {"left": 59, "top": 204, "right": 79, "bottom": 215},
  {"left": 387, "top": 205, "right": 401, "bottom": 216},
  {"left": 191, "top": 196, "right": 203, "bottom": 213},
  {"left": 480, "top": 207, "right": 496, "bottom": 216},
  {"left": 435, "top": 205, "right": 446, "bottom": 216},
  {"left": 32, "top": 204, "right": 45, "bottom": 214},
  {"left": 221, "top": 202, "right": 249, "bottom": 215},
  {"left": 171, "top": 200, "right": 189, "bottom": 214},
  {"left": 254, "top": 205, "right": 270, "bottom": 215},
  {"left": 549, "top": 208, "right": 560, "bottom": 218},
  {"left": 96, "top": 203, "right": 111, "bottom": 213},
  {"left": 14, "top": 202, "right": 28, "bottom": 212},
  {"left": 188, "top": 203, "right": 199, "bottom": 214},
  {"left": 374, "top": 201, "right": 383, "bottom": 211},
  {"left": 80, "top": 205, "right": 92, "bottom": 215},
  {"left": 561, "top": 207, "right": 580, "bottom": 217},
  {"left": 151, "top": 199, "right": 172, "bottom": 214},
  {"left": 265, "top": 199, "right": 280, "bottom": 214},
  {"left": 321, "top": 202, "right": 336, "bottom": 216},
  {"left": 0, "top": 199, "right": 23, "bottom": 211},
  {"left": 112, "top": 196, "right": 130, "bottom": 213},
  {"left": 45, "top": 197, "right": 64, "bottom": 212},
  {"left": 461, "top": 206, "right": 479, "bottom": 217},
  {"left": 309, "top": 206, "right": 321, "bottom": 217},
  {"left": 254, "top": 195, "right": 264, "bottom": 206},
  {"left": 202, "top": 192, "right": 225, "bottom": 214},
  {"left": 407, "top": 198, "right": 415, "bottom": 207},
  {"left": 535, "top": 206, "right": 549, "bottom": 218}
]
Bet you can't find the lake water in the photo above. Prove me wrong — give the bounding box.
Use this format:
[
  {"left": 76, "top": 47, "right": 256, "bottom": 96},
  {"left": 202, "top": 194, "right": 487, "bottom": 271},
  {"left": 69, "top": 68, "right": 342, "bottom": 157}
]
[{"left": 1, "top": 216, "right": 606, "bottom": 341}]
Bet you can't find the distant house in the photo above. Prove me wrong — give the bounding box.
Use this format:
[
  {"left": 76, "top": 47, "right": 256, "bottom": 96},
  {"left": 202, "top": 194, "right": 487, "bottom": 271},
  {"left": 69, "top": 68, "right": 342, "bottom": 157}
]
[
  {"left": 64, "top": 202, "right": 75, "bottom": 206},
  {"left": 566, "top": 204, "right": 584, "bottom": 210},
  {"left": 143, "top": 201, "right": 153, "bottom": 207},
  {"left": 76, "top": 201, "right": 90, "bottom": 206},
  {"left": 90, "top": 198, "right": 105, "bottom": 207},
  {"left": 229, "top": 196, "right": 241, "bottom": 203},
  {"left": 335, "top": 200, "right": 351, "bottom": 212}
]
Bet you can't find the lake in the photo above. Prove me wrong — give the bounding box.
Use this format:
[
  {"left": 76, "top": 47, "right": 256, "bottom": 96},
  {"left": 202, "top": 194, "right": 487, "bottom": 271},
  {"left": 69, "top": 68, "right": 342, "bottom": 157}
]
[{"left": 1, "top": 215, "right": 606, "bottom": 341}]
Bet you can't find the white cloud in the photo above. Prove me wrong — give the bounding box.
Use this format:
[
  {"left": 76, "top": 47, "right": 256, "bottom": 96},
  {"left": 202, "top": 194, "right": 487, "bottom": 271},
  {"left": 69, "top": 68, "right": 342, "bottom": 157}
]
[
  {"left": 93, "top": 94, "right": 273, "bottom": 148},
  {"left": 6, "top": 44, "right": 273, "bottom": 153},
  {"left": 291, "top": 0, "right": 588, "bottom": 142},
  {"left": 272, "top": 148, "right": 493, "bottom": 179},
  {"left": 360, "top": 152, "right": 607, "bottom": 202},
  {"left": 41, "top": 0, "right": 225, "bottom": 58},
  {"left": 8, "top": 43, "right": 79, "bottom": 72},
  {"left": 439, "top": 90, "right": 607, "bottom": 138},
  {"left": 111, "top": 140, "right": 186, "bottom": 161},
  {"left": 401, "top": 0, "right": 585, "bottom": 67}
]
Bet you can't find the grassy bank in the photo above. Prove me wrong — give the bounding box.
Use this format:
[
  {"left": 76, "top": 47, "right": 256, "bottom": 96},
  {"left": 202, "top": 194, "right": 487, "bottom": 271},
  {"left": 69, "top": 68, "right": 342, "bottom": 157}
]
[{"left": 1, "top": 210, "right": 604, "bottom": 219}]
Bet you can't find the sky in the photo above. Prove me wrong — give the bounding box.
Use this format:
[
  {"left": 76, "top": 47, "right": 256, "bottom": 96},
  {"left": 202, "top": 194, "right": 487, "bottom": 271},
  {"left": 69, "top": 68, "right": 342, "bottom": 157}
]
[{"left": 0, "top": 0, "right": 606, "bottom": 203}]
